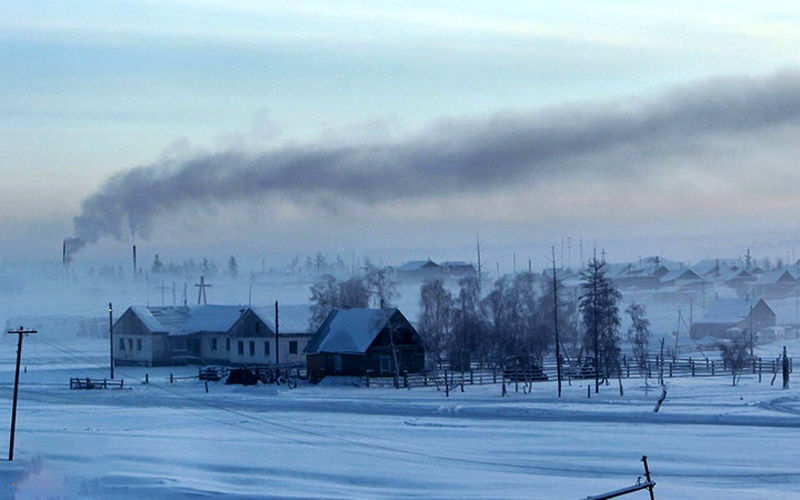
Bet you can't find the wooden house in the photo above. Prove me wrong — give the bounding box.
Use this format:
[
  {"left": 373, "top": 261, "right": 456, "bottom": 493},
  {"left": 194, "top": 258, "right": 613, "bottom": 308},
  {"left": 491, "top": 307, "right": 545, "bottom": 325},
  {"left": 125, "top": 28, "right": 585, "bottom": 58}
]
[
  {"left": 690, "top": 298, "right": 776, "bottom": 339},
  {"left": 304, "top": 308, "right": 426, "bottom": 383}
]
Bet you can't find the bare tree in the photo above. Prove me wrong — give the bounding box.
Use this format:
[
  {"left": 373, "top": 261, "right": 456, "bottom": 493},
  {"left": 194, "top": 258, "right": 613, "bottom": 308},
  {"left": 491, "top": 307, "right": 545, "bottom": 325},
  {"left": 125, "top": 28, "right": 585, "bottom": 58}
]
[
  {"left": 626, "top": 302, "right": 650, "bottom": 369},
  {"left": 418, "top": 279, "right": 454, "bottom": 366},
  {"left": 364, "top": 262, "right": 398, "bottom": 307},
  {"left": 718, "top": 334, "right": 749, "bottom": 386}
]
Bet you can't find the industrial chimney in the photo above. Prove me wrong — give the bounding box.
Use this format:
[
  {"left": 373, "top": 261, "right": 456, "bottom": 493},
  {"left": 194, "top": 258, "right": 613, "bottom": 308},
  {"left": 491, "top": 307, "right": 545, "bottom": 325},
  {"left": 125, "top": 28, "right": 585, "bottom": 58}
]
[{"left": 132, "top": 245, "right": 137, "bottom": 280}]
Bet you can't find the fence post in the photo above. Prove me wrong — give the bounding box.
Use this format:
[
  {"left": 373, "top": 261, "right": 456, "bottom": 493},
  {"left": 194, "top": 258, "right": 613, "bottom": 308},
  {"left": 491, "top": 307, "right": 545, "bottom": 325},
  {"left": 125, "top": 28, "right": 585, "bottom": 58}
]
[
  {"left": 669, "top": 362, "right": 673, "bottom": 378},
  {"left": 120, "top": 379, "right": 124, "bottom": 389},
  {"left": 711, "top": 361, "right": 715, "bottom": 376},
  {"left": 691, "top": 359, "right": 695, "bottom": 377},
  {"left": 424, "top": 373, "right": 428, "bottom": 387},
  {"left": 783, "top": 346, "right": 790, "bottom": 389},
  {"left": 587, "top": 384, "right": 590, "bottom": 399},
  {"left": 366, "top": 371, "right": 370, "bottom": 388},
  {"left": 758, "top": 358, "right": 762, "bottom": 383},
  {"left": 403, "top": 370, "right": 408, "bottom": 389},
  {"left": 104, "top": 378, "right": 107, "bottom": 389},
  {"left": 205, "top": 381, "right": 209, "bottom": 393},
  {"left": 461, "top": 370, "right": 465, "bottom": 390},
  {"left": 445, "top": 370, "right": 449, "bottom": 397},
  {"left": 470, "top": 369, "right": 474, "bottom": 385},
  {"left": 145, "top": 373, "right": 149, "bottom": 384},
  {"left": 170, "top": 373, "right": 174, "bottom": 383},
  {"left": 515, "top": 366, "right": 519, "bottom": 392}
]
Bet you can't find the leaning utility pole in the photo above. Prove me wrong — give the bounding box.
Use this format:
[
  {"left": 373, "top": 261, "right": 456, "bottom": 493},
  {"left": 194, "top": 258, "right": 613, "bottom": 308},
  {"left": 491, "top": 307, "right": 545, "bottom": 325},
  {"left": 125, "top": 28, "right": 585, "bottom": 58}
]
[
  {"left": 108, "top": 302, "right": 114, "bottom": 379},
  {"left": 7, "top": 326, "right": 36, "bottom": 461},
  {"left": 552, "top": 246, "right": 562, "bottom": 398}
]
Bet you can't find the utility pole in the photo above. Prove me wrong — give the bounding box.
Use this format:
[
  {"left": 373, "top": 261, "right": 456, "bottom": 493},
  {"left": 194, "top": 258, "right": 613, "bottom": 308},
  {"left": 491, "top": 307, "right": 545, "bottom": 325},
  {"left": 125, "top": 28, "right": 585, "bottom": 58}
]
[
  {"left": 195, "top": 276, "right": 211, "bottom": 305},
  {"left": 552, "top": 246, "right": 562, "bottom": 398},
  {"left": 108, "top": 303, "right": 114, "bottom": 379},
  {"left": 593, "top": 248, "right": 599, "bottom": 394},
  {"left": 275, "top": 301, "right": 280, "bottom": 366},
  {"left": 476, "top": 234, "right": 482, "bottom": 292},
  {"left": 7, "top": 326, "right": 36, "bottom": 461}
]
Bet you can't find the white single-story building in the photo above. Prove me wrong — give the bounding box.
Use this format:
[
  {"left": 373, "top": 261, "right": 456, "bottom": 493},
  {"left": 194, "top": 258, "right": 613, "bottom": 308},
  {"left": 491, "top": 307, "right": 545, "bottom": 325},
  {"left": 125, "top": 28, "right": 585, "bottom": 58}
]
[{"left": 113, "top": 304, "right": 312, "bottom": 367}]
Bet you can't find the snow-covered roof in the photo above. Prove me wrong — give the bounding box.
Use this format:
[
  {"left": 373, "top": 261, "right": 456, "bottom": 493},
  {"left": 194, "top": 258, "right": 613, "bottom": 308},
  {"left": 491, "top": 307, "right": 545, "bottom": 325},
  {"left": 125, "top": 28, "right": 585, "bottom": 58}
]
[
  {"left": 718, "top": 268, "right": 756, "bottom": 282},
  {"left": 128, "top": 305, "right": 244, "bottom": 336},
  {"left": 698, "top": 298, "right": 767, "bottom": 325},
  {"left": 752, "top": 269, "right": 796, "bottom": 286},
  {"left": 440, "top": 261, "right": 474, "bottom": 268},
  {"left": 249, "top": 305, "right": 313, "bottom": 334},
  {"left": 659, "top": 268, "right": 703, "bottom": 283},
  {"left": 395, "top": 260, "right": 439, "bottom": 271},
  {"left": 305, "top": 308, "right": 399, "bottom": 354}
]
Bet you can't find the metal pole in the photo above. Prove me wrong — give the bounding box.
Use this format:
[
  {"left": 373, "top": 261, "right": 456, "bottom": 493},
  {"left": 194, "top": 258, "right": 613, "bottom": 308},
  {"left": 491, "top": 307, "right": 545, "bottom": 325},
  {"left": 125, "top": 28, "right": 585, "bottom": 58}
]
[
  {"left": 109, "top": 302, "right": 114, "bottom": 379},
  {"left": 642, "top": 455, "right": 656, "bottom": 500}
]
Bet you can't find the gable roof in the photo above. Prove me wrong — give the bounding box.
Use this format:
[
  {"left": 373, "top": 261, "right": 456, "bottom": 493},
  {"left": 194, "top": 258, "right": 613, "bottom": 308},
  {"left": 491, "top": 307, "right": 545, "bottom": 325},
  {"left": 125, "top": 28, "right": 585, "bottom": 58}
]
[
  {"left": 659, "top": 268, "right": 703, "bottom": 283},
  {"left": 127, "top": 305, "right": 244, "bottom": 336},
  {"left": 698, "top": 298, "right": 771, "bottom": 325},
  {"left": 395, "top": 260, "right": 439, "bottom": 271},
  {"left": 248, "top": 305, "right": 313, "bottom": 334},
  {"left": 305, "top": 308, "right": 406, "bottom": 354},
  {"left": 752, "top": 269, "right": 797, "bottom": 286}
]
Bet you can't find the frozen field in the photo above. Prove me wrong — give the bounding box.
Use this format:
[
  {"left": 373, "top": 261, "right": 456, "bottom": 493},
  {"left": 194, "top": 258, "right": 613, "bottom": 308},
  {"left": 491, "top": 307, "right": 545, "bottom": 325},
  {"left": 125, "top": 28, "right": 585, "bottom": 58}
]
[{"left": 0, "top": 337, "right": 797, "bottom": 499}]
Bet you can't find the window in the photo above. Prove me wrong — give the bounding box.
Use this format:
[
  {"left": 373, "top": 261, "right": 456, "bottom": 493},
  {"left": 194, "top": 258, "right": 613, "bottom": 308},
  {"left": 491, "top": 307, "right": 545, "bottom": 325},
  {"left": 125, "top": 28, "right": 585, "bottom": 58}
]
[
  {"left": 119, "top": 338, "right": 126, "bottom": 351},
  {"left": 289, "top": 341, "right": 298, "bottom": 354},
  {"left": 136, "top": 339, "right": 142, "bottom": 351},
  {"left": 237, "top": 341, "right": 244, "bottom": 355},
  {"left": 128, "top": 338, "right": 133, "bottom": 351},
  {"left": 264, "top": 341, "right": 270, "bottom": 355},
  {"left": 211, "top": 338, "right": 218, "bottom": 351},
  {"left": 226, "top": 338, "right": 231, "bottom": 351},
  {"left": 249, "top": 341, "right": 255, "bottom": 356}
]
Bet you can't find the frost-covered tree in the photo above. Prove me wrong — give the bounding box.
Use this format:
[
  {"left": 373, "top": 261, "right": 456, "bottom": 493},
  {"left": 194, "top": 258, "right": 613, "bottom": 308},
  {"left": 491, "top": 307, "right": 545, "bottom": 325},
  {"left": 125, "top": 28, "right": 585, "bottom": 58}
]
[
  {"left": 453, "top": 275, "right": 487, "bottom": 368},
  {"left": 580, "top": 255, "right": 622, "bottom": 387},
  {"left": 417, "top": 279, "right": 454, "bottom": 365},
  {"left": 718, "top": 334, "right": 749, "bottom": 386},
  {"left": 151, "top": 254, "right": 164, "bottom": 274},
  {"left": 309, "top": 274, "right": 339, "bottom": 330},
  {"left": 626, "top": 302, "right": 650, "bottom": 369},
  {"left": 228, "top": 256, "right": 238, "bottom": 277},
  {"left": 338, "top": 277, "right": 370, "bottom": 309},
  {"left": 364, "top": 262, "right": 398, "bottom": 307},
  {"left": 309, "top": 274, "right": 370, "bottom": 330}
]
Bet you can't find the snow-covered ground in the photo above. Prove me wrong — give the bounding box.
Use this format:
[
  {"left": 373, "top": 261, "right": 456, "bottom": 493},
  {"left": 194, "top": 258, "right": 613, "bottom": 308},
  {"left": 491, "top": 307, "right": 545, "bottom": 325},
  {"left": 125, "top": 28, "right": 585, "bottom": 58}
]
[{"left": 0, "top": 335, "right": 798, "bottom": 499}]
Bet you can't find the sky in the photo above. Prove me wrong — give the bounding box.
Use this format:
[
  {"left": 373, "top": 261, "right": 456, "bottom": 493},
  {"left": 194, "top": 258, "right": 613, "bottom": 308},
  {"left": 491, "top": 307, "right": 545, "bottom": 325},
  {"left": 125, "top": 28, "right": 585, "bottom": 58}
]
[{"left": 2, "top": 1, "right": 800, "bottom": 267}]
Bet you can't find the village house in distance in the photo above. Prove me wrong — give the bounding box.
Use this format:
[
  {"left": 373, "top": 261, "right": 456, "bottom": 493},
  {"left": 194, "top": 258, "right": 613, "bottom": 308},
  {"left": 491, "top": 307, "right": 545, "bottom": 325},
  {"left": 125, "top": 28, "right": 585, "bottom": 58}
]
[{"left": 113, "top": 304, "right": 313, "bottom": 366}]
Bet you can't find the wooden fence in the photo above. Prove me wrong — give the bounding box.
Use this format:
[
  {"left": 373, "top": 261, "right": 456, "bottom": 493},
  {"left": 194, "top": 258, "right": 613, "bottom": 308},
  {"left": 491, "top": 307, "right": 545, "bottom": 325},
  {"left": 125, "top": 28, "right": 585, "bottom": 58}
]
[
  {"left": 362, "top": 354, "right": 794, "bottom": 390},
  {"left": 69, "top": 377, "right": 125, "bottom": 390}
]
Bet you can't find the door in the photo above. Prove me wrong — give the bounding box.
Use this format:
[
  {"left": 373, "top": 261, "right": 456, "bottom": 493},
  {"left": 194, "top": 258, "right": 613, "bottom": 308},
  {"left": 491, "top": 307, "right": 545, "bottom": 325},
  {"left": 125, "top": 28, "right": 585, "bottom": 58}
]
[
  {"left": 380, "top": 355, "right": 391, "bottom": 375},
  {"left": 333, "top": 355, "right": 343, "bottom": 374}
]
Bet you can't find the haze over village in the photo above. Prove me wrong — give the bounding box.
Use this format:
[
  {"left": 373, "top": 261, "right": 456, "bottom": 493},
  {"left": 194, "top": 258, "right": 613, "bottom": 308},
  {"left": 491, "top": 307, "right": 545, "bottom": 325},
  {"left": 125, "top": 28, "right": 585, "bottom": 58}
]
[{"left": 3, "top": 2, "right": 800, "bottom": 499}]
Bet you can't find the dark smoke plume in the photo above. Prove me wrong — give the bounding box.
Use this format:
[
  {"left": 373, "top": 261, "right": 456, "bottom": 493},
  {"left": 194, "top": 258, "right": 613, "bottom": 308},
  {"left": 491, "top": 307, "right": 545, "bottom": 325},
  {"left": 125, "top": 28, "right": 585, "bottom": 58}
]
[{"left": 66, "top": 69, "right": 800, "bottom": 255}]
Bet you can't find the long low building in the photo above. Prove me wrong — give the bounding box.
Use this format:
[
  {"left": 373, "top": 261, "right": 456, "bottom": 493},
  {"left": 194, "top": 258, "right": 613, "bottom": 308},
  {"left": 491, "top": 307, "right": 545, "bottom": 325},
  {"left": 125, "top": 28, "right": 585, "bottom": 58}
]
[{"left": 113, "top": 304, "right": 313, "bottom": 366}]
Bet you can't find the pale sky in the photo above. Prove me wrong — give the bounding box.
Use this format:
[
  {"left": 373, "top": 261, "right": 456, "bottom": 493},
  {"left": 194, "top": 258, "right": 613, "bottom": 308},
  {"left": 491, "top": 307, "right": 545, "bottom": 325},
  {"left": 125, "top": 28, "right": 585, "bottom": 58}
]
[{"left": 2, "top": 1, "right": 800, "bottom": 264}]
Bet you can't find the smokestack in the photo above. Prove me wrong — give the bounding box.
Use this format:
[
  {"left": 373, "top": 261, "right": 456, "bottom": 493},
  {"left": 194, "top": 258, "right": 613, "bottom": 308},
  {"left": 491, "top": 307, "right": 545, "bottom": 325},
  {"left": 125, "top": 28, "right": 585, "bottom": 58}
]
[
  {"left": 132, "top": 245, "right": 137, "bottom": 280},
  {"left": 62, "top": 240, "right": 66, "bottom": 265}
]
